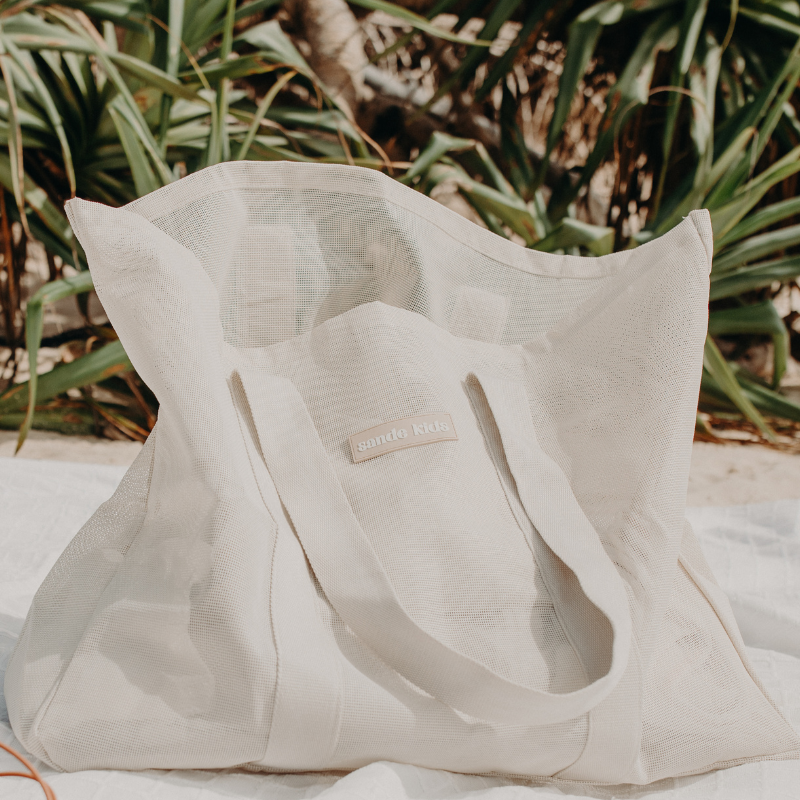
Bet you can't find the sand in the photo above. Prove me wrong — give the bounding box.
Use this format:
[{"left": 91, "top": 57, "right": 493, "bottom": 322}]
[
  {"left": 0, "top": 430, "right": 143, "bottom": 467},
  {"left": 3, "top": 431, "right": 800, "bottom": 506},
  {"left": 687, "top": 441, "right": 800, "bottom": 505}
]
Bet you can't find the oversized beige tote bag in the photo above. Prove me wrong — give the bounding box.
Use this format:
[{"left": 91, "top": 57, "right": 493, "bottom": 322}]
[{"left": 6, "top": 163, "right": 799, "bottom": 783}]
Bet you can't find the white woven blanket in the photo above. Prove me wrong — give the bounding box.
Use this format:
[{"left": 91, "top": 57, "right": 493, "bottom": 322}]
[{"left": 1, "top": 456, "right": 798, "bottom": 799}]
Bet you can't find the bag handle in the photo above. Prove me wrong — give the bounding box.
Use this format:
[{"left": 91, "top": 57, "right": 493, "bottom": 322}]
[{"left": 236, "top": 368, "right": 631, "bottom": 726}]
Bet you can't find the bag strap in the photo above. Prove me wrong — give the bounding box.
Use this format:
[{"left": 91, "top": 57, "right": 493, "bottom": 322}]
[{"left": 236, "top": 368, "right": 631, "bottom": 726}]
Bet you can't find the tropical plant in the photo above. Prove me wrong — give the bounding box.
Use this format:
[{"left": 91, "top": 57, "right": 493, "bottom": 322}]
[
  {"left": 390, "top": 0, "right": 800, "bottom": 442},
  {"left": 0, "top": 0, "right": 394, "bottom": 446},
  {"left": 2, "top": 0, "right": 800, "bottom": 450}
]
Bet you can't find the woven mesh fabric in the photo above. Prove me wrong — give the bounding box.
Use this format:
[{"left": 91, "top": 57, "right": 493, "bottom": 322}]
[{"left": 5, "top": 162, "right": 799, "bottom": 783}]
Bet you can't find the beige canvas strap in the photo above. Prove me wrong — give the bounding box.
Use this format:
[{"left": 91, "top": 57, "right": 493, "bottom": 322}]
[{"left": 237, "top": 368, "right": 631, "bottom": 726}]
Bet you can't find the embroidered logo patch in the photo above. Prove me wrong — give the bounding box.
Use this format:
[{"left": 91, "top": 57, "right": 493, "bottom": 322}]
[{"left": 349, "top": 413, "right": 458, "bottom": 463}]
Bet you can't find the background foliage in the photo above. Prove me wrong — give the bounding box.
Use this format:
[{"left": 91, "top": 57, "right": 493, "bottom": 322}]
[{"left": 2, "top": 0, "right": 800, "bottom": 449}]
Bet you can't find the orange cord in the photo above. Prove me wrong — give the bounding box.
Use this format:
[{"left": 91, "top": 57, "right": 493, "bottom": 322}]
[{"left": 0, "top": 740, "right": 56, "bottom": 800}]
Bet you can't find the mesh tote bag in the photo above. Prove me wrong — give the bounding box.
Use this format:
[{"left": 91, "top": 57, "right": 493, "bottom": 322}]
[{"left": 6, "top": 162, "right": 799, "bottom": 784}]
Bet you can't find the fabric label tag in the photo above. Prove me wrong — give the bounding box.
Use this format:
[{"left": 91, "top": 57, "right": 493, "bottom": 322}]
[{"left": 349, "top": 413, "right": 458, "bottom": 463}]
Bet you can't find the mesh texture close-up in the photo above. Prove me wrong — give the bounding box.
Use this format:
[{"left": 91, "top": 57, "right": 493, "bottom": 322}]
[{"left": 4, "top": 162, "right": 799, "bottom": 785}]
